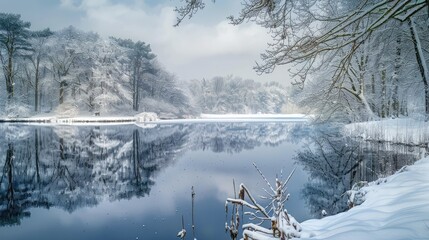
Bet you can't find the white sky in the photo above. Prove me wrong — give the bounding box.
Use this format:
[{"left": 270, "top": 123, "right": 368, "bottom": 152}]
[{"left": 1, "top": 0, "right": 292, "bottom": 83}]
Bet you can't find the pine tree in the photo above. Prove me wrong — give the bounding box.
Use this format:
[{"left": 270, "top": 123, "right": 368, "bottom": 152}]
[{"left": 0, "top": 13, "right": 32, "bottom": 101}]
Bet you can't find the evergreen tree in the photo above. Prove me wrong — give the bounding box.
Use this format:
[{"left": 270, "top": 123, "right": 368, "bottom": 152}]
[
  {"left": 113, "top": 38, "right": 156, "bottom": 111},
  {"left": 0, "top": 13, "right": 32, "bottom": 101}
]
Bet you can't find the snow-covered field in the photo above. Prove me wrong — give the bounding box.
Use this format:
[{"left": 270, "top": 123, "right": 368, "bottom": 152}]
[{"left": 297, "top": 157, "right": 429, "bottom": 240}]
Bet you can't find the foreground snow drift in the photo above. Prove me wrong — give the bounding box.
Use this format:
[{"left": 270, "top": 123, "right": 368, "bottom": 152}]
[{"left": 297, "top": 157, "right": 429, "bottom": 240}]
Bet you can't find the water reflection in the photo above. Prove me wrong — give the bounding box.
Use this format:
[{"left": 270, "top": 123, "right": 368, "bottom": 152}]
[
  {"left": 0, "top": 122, "right": 299, "bottom": 227},
  {"left": 2, "top": 121, "right": 424, "bottom": 239},
  {"left": 295, "top": 124, "right": 427, "bottom": 217}
]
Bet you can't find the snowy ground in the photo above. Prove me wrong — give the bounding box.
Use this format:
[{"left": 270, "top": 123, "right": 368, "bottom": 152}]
[{"left": 296, "top": 157, "right": 429, "bottom": 240}]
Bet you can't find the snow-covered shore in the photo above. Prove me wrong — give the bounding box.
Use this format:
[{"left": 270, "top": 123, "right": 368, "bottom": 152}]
[
  {"left": 0, "top": 113, "right": 310, "bottom": 125},
  {"left": 290, "top": 118, "right": 429, "bottom": 240},
  {"left": 297, "top": 157, "right": 429, "bottom": 240}
]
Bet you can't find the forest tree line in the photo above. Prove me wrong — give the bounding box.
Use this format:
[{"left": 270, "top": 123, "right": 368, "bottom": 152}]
[{"left": 0, "top": 13, "right": 290, "bottom": 118}]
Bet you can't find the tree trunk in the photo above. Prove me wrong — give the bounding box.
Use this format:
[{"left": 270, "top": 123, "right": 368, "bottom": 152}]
[
  {"left": 35, "top": 128, "right": 41, "bottom": 184},
  {"left": 59, "top": 80, "right": 66, "bottom": 104},
  {"left": 60, "top": 138, "right": 65, "bottom": 160},
  {"left": 6, "top": 50, "right": 14, "bottom": 100},
  {"left": 370, "top": 74, "right": 377, "bottom": 116},
  {"left": 380, "top": 67, "right": 387, "bottom": 118},
  {"left": 133, "top": 74, "right": 137, "bottom": 111},
  {"left": 136, "top": 78, "right": 140, "bottom": 111},
  {"left": 132, "top": 64, "right": 140, "bottom": 112},
  {"left": 359, "top": 93, "right": 375, "bottom": 119},
  {"left": 391, "top": 31, "right": 401, "bottom": 118},
  {"left": 132, "top": 129, "right": 141, "bottom": 185},
  {"left": 6, "top": 143, "right": 15, "bottom": 209},
  {"left": 34, "top": 58, "right": 40, "bottom": 112},
  {"left": 409, "top": 18, "right": 429, "bottom": 119}
]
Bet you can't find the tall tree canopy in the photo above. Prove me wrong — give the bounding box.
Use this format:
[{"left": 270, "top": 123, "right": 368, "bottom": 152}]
[
  {"left": 113, "top": 38, "right": 157, "bottom": 111},
  {"left": 0, "top": 13, "right": 31, "bottom": 100},
  {"left": 175, "top": 0, "right": 429, "bottom": 120}
]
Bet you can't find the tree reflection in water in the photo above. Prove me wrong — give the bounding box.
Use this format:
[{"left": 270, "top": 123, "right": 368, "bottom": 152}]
[
  {"left": 0, "top": 124, "right": 189, "bottom": 225},
  {"left": 0, "top": 122, "right": 297, "bottom": 226},
  {"left": 294, "top": 124, "right": 426, "bottom": 218}
]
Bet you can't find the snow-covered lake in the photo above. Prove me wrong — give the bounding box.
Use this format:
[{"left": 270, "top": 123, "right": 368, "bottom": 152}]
[{"left": 0, "top": 122, "right": 423, "bottom": 239}]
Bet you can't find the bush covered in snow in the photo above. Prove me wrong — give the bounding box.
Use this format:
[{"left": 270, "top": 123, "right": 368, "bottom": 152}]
[
  {"left": 225, "top": 164, "right": 302, "bottom": 240},
  {"left": 55, "top": 103, "right": 79, "bottom": 118},
  {"left": 135, "top": 112, "right": 158, "bottom": 122},
  {"left": 5, "top": 102, "right": 32, "bottom": 118},
  {"left": 346, "top": 181, "right": 369, "bottom": 208}
]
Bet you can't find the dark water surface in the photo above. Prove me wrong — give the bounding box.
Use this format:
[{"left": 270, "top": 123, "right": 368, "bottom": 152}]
[{"left": 0, "top": 122, "right": 425, "bottom": 240}]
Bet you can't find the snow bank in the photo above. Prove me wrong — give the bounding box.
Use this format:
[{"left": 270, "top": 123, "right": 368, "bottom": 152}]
[
  {"left": 135, "top": 112, "right": 158, "bottom": 122},
  {"left": 0, "top": 112, "right": 160, "bottom": 125},
  {"left": 343, "top": 118, "right": 429, "bottom": 145},
  {"left": 297, "top": 157, "right": 429, "bottom": 240}
]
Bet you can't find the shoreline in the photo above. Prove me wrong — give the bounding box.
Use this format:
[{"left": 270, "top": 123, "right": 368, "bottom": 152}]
[{"left": 0, "top": 114, "right": 310, "bottom": 125}]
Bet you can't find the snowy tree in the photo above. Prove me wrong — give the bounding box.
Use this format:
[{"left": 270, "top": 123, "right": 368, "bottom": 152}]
[
  {"left": 24, "top": 28, "right": 53, "bottom": 112},
  {"left": 144, "top": 70, "right": 192, "bottom": 116},
  {"left": 113, "top": 38, "right": 157, "bottom": 112},
  {"left": 0, "top": 18, "right": 190, "bottom": 117},
  {"left": 188, "top": 76, "right": 288, "bottom": 114},
  {"left": 77, "top": 37, "right": 133, "bottom": 114},
  {"left": 0, "top": 13, "right": 32, "bottom": 101},
  {"left": 47, "top": 27, "right": 89, "bottom": 105},
  {"left": 407, "top": 16, "right": 429, "bottom": 118},
  {"left": 175, "top": 0, "right": 429, "bottom": 120}
]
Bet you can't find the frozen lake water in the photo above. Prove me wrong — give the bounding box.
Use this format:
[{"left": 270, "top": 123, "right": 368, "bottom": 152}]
[{"left": 0, "top": 122, "right": 423, "bottom": 239}]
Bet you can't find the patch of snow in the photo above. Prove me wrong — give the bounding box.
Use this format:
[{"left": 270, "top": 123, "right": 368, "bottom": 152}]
[
  {"left": 135, "top": 112, "right": 158, "bottom": 122},
  {"left": 297, "top": 157, "right": 429, "bottom": 240},
  {"left": 346, "top": 181, "right": 369, "bottom": 208},
  {"left": 55, "top": 103, "right": 79, "bottom": 118}
]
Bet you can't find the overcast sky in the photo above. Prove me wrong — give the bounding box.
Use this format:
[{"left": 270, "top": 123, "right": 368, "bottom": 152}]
[{"left": 1, "top": 0, "right": 292, "bottom": 83}]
